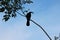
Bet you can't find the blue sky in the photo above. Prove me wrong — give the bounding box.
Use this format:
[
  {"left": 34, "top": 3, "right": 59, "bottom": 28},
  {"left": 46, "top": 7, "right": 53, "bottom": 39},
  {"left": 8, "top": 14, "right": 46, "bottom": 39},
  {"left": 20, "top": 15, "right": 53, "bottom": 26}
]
[{"left": 0, "top": 0, "right": 60, "bottom": 40}]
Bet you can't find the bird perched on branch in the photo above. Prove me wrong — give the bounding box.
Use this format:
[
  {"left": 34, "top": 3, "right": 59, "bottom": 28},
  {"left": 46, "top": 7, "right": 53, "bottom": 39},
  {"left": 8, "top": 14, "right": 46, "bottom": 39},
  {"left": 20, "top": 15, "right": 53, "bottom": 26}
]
[{"left": 26, "top": 12, "right": 33, "bottom": 26}]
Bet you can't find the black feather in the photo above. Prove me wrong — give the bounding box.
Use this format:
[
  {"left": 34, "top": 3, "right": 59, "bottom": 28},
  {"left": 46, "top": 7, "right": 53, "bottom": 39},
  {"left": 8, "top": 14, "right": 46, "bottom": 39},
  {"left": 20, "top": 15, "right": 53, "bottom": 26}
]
[{"left": 26, "top": 12, "right": 32, "bottom": 26}]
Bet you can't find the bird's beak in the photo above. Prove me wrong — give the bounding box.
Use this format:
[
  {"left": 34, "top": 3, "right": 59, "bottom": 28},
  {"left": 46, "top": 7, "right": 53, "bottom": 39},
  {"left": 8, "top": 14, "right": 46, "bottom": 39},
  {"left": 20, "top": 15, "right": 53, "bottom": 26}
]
[{"left": 31, "top": 12, "right": 34, "bottom": 14}]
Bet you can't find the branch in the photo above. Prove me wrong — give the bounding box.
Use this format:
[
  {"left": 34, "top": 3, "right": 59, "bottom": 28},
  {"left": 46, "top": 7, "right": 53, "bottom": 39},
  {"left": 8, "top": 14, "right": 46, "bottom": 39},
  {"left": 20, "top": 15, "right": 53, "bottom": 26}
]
[
  {"left": 16, "top": 11, "right": 25, "bottom": 17},
  {"left": 16, "top": 11, "right": 52, "bottom": 40},
  {"left": 21, "top": 9, "right": 26, "bottom": 16},
  {"left": 30, "top": 19, "right": 52, "bottom": 40}
]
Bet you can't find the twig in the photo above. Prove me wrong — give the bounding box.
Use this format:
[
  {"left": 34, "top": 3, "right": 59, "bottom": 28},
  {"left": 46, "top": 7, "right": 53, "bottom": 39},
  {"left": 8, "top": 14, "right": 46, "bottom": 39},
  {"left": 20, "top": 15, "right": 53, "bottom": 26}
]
[
  {"left": 21, "top": 9, "right": 26, "bottom": 16},
  {"left": 16, "top": 11, "right": 25, "bottom": 17}
]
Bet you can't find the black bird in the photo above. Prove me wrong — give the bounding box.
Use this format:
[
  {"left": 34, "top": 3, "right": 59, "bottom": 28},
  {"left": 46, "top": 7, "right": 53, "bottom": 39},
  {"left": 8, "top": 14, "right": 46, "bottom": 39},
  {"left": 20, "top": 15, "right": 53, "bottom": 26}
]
[{"left": 26, "top": 12, "right": 33, "bottom": 26}]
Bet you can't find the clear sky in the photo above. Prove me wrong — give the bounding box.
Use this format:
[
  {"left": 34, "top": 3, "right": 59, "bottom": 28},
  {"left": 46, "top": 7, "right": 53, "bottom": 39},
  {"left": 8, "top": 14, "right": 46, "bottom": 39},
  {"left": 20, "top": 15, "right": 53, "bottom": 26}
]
[{"left": 0, "top": 0, "right": 60, "bottom": 40}]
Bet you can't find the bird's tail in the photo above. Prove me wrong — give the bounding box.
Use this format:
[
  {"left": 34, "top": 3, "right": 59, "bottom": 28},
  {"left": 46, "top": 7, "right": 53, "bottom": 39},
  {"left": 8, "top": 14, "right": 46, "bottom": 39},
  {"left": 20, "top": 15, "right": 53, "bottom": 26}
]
[{"left": 26, "top": 20, "right": 30, "bottom": 26}]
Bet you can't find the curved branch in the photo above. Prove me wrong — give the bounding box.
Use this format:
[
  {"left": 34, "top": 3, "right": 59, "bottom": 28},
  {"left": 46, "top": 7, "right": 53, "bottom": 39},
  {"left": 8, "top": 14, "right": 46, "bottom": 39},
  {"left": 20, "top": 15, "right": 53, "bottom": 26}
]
[
  {"left": 30, "top": 19, "right": 52, "bottom": 40},
  {"left": 16, "top": 11, "right": 52, "bottom": 40}
]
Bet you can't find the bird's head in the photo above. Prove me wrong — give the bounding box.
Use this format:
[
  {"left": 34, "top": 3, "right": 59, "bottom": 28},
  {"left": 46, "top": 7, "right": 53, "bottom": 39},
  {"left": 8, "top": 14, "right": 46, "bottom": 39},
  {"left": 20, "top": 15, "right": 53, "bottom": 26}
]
[{"left": 28, "top": 12, "right": 34, "bottom": 14}]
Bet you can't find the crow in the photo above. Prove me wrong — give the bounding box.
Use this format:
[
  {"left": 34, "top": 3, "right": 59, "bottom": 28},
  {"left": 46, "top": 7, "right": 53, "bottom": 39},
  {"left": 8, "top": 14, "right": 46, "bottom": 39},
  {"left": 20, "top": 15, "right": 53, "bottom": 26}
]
[{"left": 26, "top": 12, "right": 33, "bottom": 26}]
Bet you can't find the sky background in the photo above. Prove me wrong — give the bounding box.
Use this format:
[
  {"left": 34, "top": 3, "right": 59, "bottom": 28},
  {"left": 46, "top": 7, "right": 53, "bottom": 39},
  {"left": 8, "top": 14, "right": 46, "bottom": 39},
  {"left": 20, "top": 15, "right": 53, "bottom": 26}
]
[{"left": 0, "top": 0, "right": 60, "bottom": 40}]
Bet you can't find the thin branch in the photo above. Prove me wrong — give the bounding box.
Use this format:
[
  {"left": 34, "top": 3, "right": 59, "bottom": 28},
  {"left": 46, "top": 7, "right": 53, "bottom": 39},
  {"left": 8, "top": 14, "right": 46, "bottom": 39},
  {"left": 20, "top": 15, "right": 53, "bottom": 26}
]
[
  {"left": 21, "top": 9, "right": 26, "bottom": 16},
  {"left": 16, "top": 10, "right": 52, "bottom": 40},
  {"left": 30, "top": 19, "right": 52, "bottom": 40},
  {"left": 16, "top": 11, "right": 25, "bottom": 17}
]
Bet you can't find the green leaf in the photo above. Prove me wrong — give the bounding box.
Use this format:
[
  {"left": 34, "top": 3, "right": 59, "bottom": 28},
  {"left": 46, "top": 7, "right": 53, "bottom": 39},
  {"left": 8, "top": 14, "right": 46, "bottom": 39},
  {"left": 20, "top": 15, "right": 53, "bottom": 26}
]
[
  {"left": 2, "top": 14, "right": 10, "bottom": 21},
  {"left": 5, "top": 0, "right": 10, "bottom": 3},
  {"left": 12, "top": 13, "right": 16, "bottom": 18},
  {"left": 0, "top": 7, "right": 5, "bottom": 12}
]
